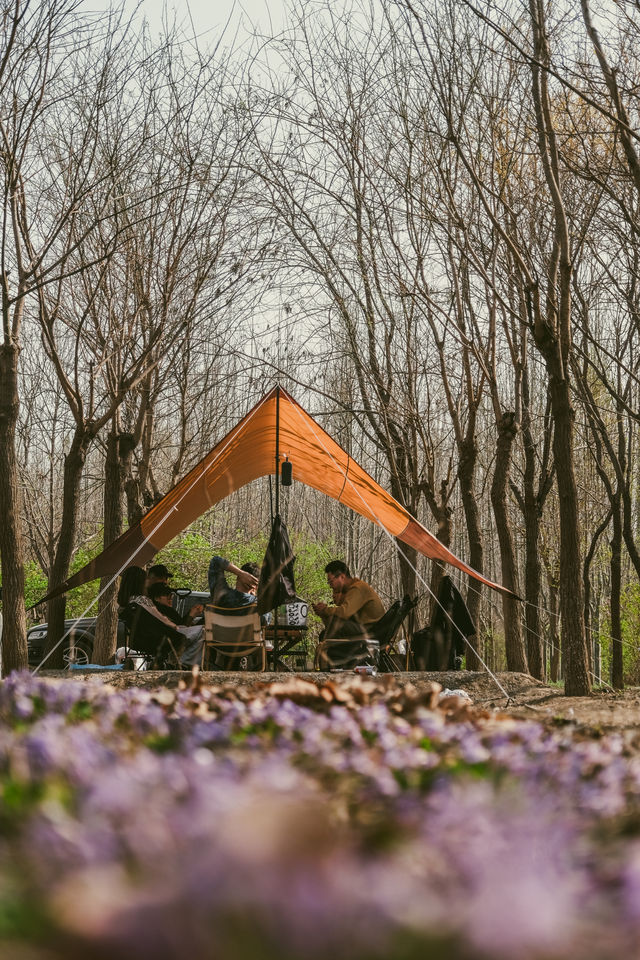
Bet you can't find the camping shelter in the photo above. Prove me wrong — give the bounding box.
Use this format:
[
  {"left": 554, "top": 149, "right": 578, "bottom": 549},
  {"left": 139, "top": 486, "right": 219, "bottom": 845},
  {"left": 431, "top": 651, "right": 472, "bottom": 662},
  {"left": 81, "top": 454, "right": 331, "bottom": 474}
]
[{"left": 38, "top": 386, "right": 510, "bottom": 604}]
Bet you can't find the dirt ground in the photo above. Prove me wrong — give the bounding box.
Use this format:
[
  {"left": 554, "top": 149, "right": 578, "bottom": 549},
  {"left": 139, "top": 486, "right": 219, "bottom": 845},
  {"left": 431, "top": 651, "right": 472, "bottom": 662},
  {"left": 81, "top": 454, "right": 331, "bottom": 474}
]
[
  {"left": 443, "top": 670, "right": 640, "bottom": 733},
  {"left": 43, "top": 668, "right": 640, "bottom": 737}
]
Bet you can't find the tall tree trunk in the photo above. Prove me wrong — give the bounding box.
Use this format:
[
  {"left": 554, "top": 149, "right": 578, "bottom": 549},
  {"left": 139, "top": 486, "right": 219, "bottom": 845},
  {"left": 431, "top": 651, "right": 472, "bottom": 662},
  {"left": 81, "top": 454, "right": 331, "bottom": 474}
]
[
  {"left": 621, "top": 483, "right": 640, "bottom": 581},
  {"left": 44, "top": 431, "right": 90, "bottom": 668},
  {"left": 0, "top": 343, "right": 28, "bottom": 673},
  {"left": 397, "top": 540, "right": 418, "bottom": 653},
  {"left": 528, "top": 0, "right": 591, "bottom": 695},
  {"left": 458, "top": 436, "right": 483, "bottom": 670},
  {"left": 93, "top": 429, "right": 127, "bottom": 665},
  {"left": 592, "top": 573, "right": 603, "bottom": 685},
  {"left": 542, "top": 549, "right": 561, "bottom": 682},
  {"left": 583, "top": 506, "right": 612, "bottom": 683},
  {"left": 397, "top": 542, "right": 417, "bottom": 600},
  {"left": 521, "top": 415, "right": 545, "bottom": 679},
  {"left": 490, "top": 413, "right": 527, "bottom": 672},
  {"left": 427, "top": 496, "right": 452, "bottom": 620},
  {"left": 549, "top": 588, "right": 561, "bottom": 683},
  {"left": 549, "top": 377, "right": 590, "bottom": 694},
  {"left": 610, "top": 496, "right": 623, "bottom": 689}
]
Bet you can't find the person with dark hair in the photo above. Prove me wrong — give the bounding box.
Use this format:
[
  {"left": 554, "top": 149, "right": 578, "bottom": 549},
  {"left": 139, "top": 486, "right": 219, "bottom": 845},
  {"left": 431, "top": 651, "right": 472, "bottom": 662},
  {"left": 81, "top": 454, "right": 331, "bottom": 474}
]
[
  {"left": 117, "top": 565, "right": 202, "bottom": 667},
  {"left": 205, "top": 556, "right": 264, "bottom": 670},
  {"left": 323, "top": 560, "right": 348, "bottom": 607},
  {"left": 147, "top": 583, "right": 204, "bottom": 625},
  {"left": 147, "top": 582, "right": 204, "bottom": 667},
  {"left": 331, "top": 581, "right": 346, "bottom": 606},
  {"left": 312, "top": 559, "right": 385, "bottom": 653},
  {"left": 207, "top": 556, "right": 259, "bottom": 609},
  {"left": 117, "top": 565, "right": 147, "bottom": 608},
  {"left": 324, "top": 559, "right": 350, "bottom": 578},
  {"left": 145, "top": 564, "right": 172, "bottom": 591}
]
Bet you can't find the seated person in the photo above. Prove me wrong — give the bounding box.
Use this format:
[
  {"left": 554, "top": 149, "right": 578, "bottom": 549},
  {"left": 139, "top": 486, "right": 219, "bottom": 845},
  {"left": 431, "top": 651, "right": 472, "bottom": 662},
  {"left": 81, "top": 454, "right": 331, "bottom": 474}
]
[
  {"left": 312, "top": 560, "right": 385, "bottom": 669},
  {"left": 207, "top": 556, "right": 259, "bottom": 608},
  {"left": 117, "top": 565, "right": 202, "bottom": 667},
  {"left": 145, "top": 563, "right": 173, "bottom": 592},
  {"left": 147, "top": 582, "right": 204, "bottom": 668},
  {"left": 331, "top": 582, "right": 346, "bottom": 607},
  {"left": 147, "top": 583, "right": 204, "bottom": 624},
  {"left": 206, "top": 556, "right": 261, "bottom": 670},
  {"left": 117, "top": 565, "right": 148, "bottom": 612}
]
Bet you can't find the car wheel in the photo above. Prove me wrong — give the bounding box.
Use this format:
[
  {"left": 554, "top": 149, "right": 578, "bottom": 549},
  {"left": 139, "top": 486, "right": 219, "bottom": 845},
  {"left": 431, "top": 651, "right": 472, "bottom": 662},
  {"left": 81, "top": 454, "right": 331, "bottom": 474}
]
[{"left": 63, "top": 636, "right": 93, "bottom": 666}]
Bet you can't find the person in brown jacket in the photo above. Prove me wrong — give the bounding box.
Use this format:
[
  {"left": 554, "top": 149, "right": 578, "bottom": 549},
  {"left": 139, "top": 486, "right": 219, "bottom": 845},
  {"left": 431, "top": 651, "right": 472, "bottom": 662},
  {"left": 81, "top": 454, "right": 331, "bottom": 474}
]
[{"left": 313, "top": 560, "right": 385, "bottom": 667}]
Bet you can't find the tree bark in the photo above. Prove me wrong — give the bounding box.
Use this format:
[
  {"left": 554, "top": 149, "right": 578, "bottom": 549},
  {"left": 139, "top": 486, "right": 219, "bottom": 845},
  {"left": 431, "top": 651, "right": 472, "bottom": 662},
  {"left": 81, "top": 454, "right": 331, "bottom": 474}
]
[
  {"left": 610, "top": 496, "right": 623, "bottom": 689},
  {"left": 549, "top": 585, "right": 561, "bottom": 683},
  {"left": 43, "top": 431, "right": 91, "bottom": 668},
  {"left": 520, "top": 406, "right": 547, "bottom": 680},
  {"left": 527, "top": 0, "right": 591, "bottom": 695},
  {"left": 490, "top": 412, "right": 527, "bottom": 672},
  {"left": 397, "top": 542, "right": 417, "bottom": 601},
  {"left": 583, "top": 506, "right": 612, "bottom": 682},
  {"left": 548, "top": 376, "right": 590, "bottom": 694},
  {"left": 92, "top": 429, "right": 126, "bottom": 665},
  {"left": 0, "top": 343, "right": 28, "bottom": 673},
  {"left": 426, "top": 494, "right": 452, "bottom": 621},
  {"left": 458, "top": 436, "right": 483, "bottom": 669}
]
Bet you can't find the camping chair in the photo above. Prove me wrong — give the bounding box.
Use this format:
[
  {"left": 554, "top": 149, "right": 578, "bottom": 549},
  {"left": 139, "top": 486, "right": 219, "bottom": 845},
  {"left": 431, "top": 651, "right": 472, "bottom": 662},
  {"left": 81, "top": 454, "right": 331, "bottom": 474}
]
[
  {"left": 314, "top": 633, "right": 380, "bottom": 670},
  {"left": 202, "top": 604, "right": 266, "bottom": 671},
  {"left": 315, "top": 630, "right": 376, "bottom": 670},
  {"left": 370, "top": 595, "right": 418, "bottom": 672},
  {"left": 120, "top": 603, "right": 185, "bottom": 670},
  {"left": 315, "top": 594, "right": 417, "bottom": 671}
]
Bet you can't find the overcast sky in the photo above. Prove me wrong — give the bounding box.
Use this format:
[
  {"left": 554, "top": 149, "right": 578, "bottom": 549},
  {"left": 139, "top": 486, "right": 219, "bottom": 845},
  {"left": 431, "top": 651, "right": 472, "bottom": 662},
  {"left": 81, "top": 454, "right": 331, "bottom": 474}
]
[{"left": 122, "top": 0, "right": 288, "bottom": 44}]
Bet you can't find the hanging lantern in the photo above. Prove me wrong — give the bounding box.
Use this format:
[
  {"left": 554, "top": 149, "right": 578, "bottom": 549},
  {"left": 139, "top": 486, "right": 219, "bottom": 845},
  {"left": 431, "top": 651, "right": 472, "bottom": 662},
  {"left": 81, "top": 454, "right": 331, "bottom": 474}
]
[{"left": 281, "top": 456, "right": 293, "bottom": 486}]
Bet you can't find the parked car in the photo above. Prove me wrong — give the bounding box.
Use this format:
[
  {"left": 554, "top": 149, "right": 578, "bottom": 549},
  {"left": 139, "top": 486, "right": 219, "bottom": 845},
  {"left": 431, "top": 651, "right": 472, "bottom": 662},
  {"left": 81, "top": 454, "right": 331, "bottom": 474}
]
[
  {"left": 26, "top": 589, "right": 210, "bottom": 668},
  {"left": 26, "top": 617, "right": 116, "bottom": 669}
]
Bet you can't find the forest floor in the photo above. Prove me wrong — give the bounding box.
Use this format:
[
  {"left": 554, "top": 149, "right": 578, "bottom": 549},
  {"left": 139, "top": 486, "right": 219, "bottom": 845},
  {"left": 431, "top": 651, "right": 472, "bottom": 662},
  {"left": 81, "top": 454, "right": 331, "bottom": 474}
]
[{"left": 44, "top": 668, "right": 640, "bottom": 741}]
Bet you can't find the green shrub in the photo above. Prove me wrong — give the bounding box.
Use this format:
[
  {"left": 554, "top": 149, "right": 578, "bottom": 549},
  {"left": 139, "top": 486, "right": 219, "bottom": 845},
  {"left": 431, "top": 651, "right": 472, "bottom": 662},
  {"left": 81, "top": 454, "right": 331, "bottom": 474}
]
[
  {"left": 598, "top": 581, "right": 640, "bottom": 686},
  {"left": 153, "top": 526, "right": 338, "bottom": 606}
]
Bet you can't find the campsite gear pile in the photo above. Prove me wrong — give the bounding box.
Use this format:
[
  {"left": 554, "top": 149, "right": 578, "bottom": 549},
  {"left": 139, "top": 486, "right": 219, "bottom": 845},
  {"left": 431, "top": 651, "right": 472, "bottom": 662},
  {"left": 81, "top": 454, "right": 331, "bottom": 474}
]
[{"left": 411, "top": 576, "right": 476, "bottom": 670}]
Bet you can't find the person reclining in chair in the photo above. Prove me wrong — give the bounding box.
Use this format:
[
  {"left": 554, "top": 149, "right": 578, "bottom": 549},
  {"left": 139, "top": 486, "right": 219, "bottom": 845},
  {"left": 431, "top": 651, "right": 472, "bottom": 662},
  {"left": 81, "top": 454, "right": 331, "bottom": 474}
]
[
  {"left": 117, "top": 565, "right": 202, "bottom": 667},
  {"left": 207, "top": 556, "right": 259, "bottom": 608},
  {"left": 147, "top": 582, "right": 204, "bottom": 668},
  {"left": 312, "top": 560, "right": 385, "bottom": 669}
]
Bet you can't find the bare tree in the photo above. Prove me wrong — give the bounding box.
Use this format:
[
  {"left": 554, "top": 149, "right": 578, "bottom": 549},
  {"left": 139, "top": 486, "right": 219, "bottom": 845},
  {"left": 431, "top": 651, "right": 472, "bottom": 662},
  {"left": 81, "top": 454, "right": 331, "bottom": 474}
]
[
  {"left": 394, "top": 0, "right": 592, "bottom": 692},
  {"left": 40, "top": 28, "right": 261, "bottom": 665},
  {"left": 0, "top": 0, "right": 102, "bottom": 672},
  {"left": 246, "top": 3, "right": 470, "bottom": 607}
]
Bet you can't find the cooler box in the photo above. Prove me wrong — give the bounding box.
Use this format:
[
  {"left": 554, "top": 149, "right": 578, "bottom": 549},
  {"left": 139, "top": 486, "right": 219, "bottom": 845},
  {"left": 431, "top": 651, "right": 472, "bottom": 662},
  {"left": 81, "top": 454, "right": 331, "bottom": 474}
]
[{"left": 277, "top": 600, "right": 309, "bottom": 627}]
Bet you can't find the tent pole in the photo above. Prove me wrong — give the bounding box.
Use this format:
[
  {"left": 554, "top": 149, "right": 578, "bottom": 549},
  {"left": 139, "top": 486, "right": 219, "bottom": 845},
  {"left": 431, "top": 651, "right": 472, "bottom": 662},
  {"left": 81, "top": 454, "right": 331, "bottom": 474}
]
[
  {"left": 273, "top": 386, "right": 280, "bottom": 671},
  {"left": 275, "top": 385, "right": 280, "bottom": 517}
]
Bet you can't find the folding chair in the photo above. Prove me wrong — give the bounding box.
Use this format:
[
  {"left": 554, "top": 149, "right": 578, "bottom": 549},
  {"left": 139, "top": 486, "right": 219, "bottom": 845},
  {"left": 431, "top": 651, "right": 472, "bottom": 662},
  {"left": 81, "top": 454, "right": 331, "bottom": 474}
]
[
  {"left": 315, "top": 595, "right": 417, "bottom": 671},
  {"left": 370, "top": 595, "right": 417, "bottom": 672},
  {"left": 315, "top": 630, "right": 379, "bottom": 670},
  {"left": 202, "top": 604, "right": 266, "bottom": 671},
  {"left": 121, "top": 603, "right": 185, "bottom": 670}
]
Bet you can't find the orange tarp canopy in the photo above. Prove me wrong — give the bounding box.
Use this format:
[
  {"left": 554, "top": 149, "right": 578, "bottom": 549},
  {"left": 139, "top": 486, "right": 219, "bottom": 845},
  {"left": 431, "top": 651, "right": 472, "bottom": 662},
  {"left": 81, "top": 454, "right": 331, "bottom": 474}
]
[{"left": 40, "top": 387, "right": 510, "bottom": 602}]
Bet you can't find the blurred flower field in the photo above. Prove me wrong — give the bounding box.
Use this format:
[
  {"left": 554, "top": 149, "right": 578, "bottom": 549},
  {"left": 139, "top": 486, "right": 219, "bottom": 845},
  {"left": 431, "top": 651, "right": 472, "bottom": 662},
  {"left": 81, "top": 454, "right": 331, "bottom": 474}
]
[{"left": 0, "top": 672, "right": 639, "bottom": 959}]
